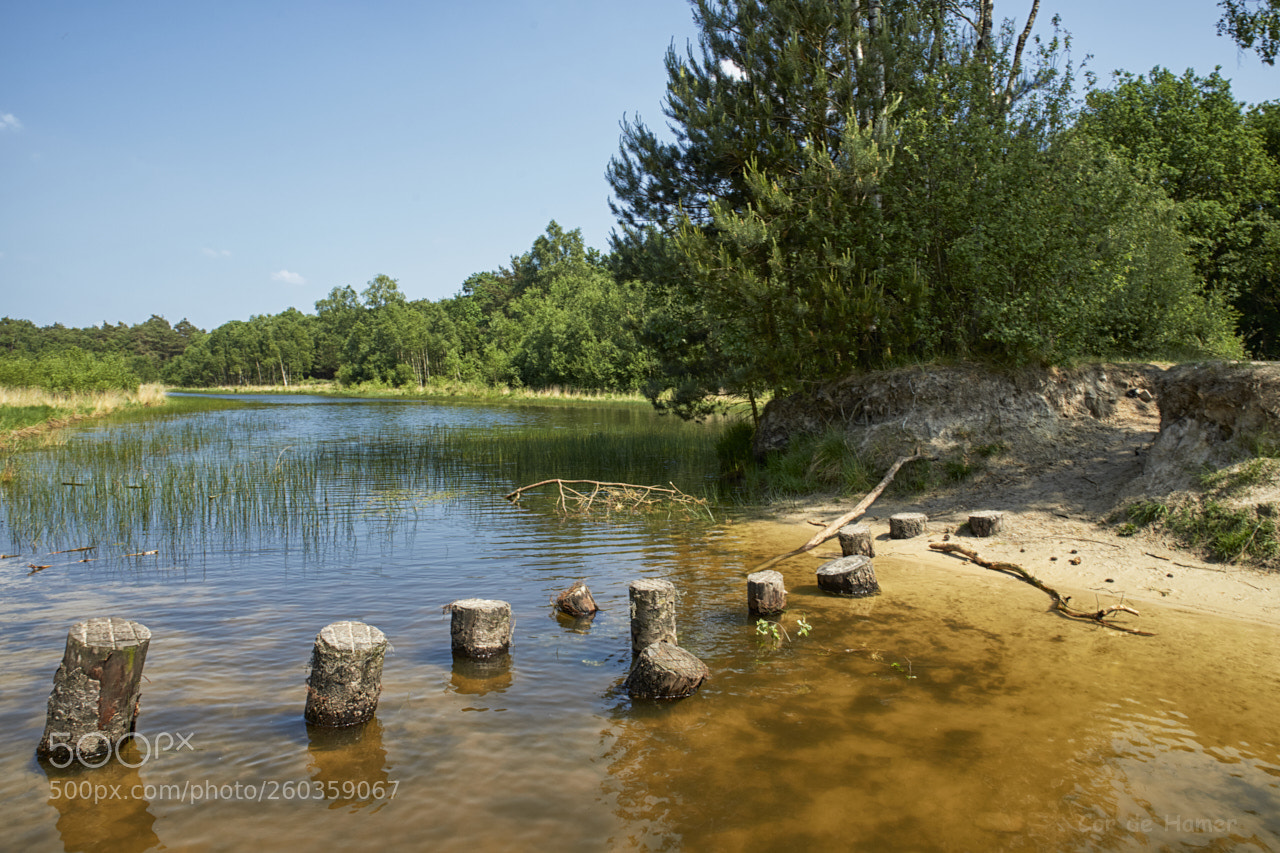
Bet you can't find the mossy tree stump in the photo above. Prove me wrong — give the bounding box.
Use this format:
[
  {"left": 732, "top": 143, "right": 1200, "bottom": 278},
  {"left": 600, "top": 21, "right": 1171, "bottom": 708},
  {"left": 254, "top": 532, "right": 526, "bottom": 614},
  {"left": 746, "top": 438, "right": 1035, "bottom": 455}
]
[
  {"left": 817, "top": 555, "right": 881, "bottom": 598},
  {"left": 304, "top": 621, "right": 388, "bottom": 727},
  {"left": 968, "top": 511, "right": 1005, "bottom": 537},
  {"left": 746, "top": 570, "right": 787, "bottom": 617},
  {"left": 624, "top": 642, "right": 709, "bottom": 699},
  {"left": 448, "top": 599, "right": 513, "bottom": 659},
  {"left": 837, "top": 522, "right": 875, "bottom": 557},
  {"left": 890, "top": 512, "right": 928, "bottom": 539},
  {"left": 629, "top": 578, "right": 677, "bottom": 653},
  {"left": 38, "top": 617, "right": 151, "bottom": 764}
]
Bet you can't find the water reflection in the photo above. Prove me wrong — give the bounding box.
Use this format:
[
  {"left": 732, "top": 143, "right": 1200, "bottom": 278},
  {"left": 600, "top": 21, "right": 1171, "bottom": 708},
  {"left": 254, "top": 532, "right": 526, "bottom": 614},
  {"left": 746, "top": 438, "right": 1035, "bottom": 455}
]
[
  {"left": 41, "top": 759, "right": 158, "bottom": 853},
  {"left": 449, "top": 656, "right": 513, "bottom": 697},
  {"left": 305, "top": 718, "right": 391, "bottom": 813}
]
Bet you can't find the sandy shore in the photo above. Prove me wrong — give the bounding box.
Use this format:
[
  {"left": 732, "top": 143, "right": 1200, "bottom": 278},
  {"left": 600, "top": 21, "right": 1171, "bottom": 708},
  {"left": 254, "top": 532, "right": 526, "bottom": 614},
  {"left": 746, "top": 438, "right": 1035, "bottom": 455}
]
[
  {"left": 748, "top": 391, "right": 1279, "bottom": 629},
  {"left": 751, "top": 498, "right": 1279, "bottom": 630}
]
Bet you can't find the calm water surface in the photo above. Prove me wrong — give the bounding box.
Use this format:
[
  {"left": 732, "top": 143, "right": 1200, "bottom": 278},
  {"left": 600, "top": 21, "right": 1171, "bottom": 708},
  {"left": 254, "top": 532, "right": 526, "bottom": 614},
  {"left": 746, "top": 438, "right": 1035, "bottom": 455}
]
[{"left": 1, "top": 398, "right": 1276, "bottom": 852}]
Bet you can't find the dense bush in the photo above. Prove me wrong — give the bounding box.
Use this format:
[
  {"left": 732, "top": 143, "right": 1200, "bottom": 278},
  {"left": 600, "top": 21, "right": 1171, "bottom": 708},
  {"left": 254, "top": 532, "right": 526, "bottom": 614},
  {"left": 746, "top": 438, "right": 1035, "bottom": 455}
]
[{"left": 0, "top": 348, "right": 140, "bottom": 393}]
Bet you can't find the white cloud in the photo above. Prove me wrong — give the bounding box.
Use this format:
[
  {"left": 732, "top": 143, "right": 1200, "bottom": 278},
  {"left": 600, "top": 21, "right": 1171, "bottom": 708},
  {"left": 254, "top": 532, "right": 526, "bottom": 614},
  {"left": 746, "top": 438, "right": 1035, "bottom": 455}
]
[
  {"left": 0, "top": 113, "right": 22, "bottom": 132},
  {"left": 272, "top": 269, "right": 306, "bottom": 285},
  {"left": 202, "top": 247, "right": 231, "bottom": 258}
]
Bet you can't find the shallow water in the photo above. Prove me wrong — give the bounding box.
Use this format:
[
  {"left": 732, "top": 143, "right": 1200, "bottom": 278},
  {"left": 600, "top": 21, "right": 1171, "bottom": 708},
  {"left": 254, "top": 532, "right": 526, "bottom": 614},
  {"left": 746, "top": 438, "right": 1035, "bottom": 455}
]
[{"left": 1, "top": 400, "right": 1276, "bottom": 852}]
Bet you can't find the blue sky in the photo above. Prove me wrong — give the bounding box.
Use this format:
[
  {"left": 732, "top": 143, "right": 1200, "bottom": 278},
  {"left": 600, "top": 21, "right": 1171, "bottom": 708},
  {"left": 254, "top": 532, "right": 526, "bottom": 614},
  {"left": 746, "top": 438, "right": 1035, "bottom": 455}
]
[{"left": 1, "top": 1, "right": 1275, "bottom": 332}]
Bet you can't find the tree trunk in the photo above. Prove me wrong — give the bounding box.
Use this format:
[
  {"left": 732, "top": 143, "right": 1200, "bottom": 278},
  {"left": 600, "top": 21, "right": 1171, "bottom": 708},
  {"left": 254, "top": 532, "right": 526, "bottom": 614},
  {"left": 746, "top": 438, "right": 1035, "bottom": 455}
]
[
  {"left": 746, "top": 570, "right": 787, "bottom": 617},
  {"left": 624, "top": 642, "right": 709, "bottom": 699},
  {"left": 837, "top": 522, "right": 875, "bottom": 557},
  {"left": 304, "top": 621, "right": 388, "bottom": 727},
  {"left": 968, "top": 511, "right": 1005, "bottom": 537},
  {"left": 629, "top": 578, "right": 677, "bottom": 653},
  {"left": 447, "top": 599, "right": 513, "bottom": 659},
  {"left": 817, "top": 555, "right": 881, "bottom": 597},
  {"left": 890, "top": 512, "right": 928, "bottom": 539},
  {"left": 37, "top": 617, "right": 152, "bottom": 764}
]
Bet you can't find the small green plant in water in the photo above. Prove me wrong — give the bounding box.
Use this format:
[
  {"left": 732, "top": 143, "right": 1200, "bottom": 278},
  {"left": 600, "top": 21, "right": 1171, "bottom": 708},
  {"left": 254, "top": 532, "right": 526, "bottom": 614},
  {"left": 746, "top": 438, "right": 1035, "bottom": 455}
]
[
  {"left": 890, "top": 660, "right": 917, "bottom": 679},
  {"left": 755, "top": 616, "right": 813, "bottom": 645}
]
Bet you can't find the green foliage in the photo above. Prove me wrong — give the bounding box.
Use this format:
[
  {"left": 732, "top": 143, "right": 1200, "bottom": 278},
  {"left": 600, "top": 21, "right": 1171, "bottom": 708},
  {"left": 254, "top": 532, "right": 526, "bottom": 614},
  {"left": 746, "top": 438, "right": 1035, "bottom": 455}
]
[
  {"left": 1078, "top": 68, "right": 1280, "bottom": 356},
  {"left": 1201, "top": 457, "right": 1280, "bottom": 493},
  {"left": 1170, "top": 500, "right": 1280, "bottom": 563},
  {"left": 755, "top": 616, "right": 812, "bottom": 645},
  {"left": 610, "top": 0, "right": 1243, "bottom": 416},
  {"left": 1218, "top": 0, "right": 1280, "bottom": 65},
  {"left": 1123, "top": 496, "right": 1279, "bottom": 564},
  {"left": 0, "top": 348, "right": 140, "bottom": 393},
  {"left": 1, "top": 315, "right": 201, "bottom": 382},
  {"left": 1127, "top": 500, "right": 1171, "bottom": 527}
]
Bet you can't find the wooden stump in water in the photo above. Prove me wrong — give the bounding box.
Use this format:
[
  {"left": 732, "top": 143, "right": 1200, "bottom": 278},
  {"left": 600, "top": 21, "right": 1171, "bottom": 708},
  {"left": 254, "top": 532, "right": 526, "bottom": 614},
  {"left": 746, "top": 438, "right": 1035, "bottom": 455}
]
[
  {"left": 817, "top": 555, "right": 881, "bottom": 598},
  {"left": 746, "top": 570, "right": 787, "bottom": 617},
  {"left": 629, "top": 578, "right": 677, "bottom": 653},
  {"left": 889, "top": 512, "right": 927, "bottom": 539},
  {"left": 968, "top": 511, "right": 1005, "bottom": 537},
  {"left": 553, "top": 581, "right": 598, "bottom": 617},
  {"left": 448, "top": 599, "right": 513, "bottom": 659},
  {"left": 38, "top": 617, "right": 151, "bottom": 764},
  {"left": 624, "top": 642, "right": 709, "bottom": 699},
  {"left": 304, "top": 621, "right": 388, "bottom": 727},
  {"left": 837, "top": 522, "right": 875, "bottom": 557}
]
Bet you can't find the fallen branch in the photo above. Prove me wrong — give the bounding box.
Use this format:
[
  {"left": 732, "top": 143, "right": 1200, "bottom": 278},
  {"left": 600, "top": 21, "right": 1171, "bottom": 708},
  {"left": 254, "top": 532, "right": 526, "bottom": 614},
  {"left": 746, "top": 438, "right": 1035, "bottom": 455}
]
[
  {"left": 929, "top": 543, "right": 1154, "bottom": 636},
  {"left": 752, "top": 453, "right": 930, "bottom": 572},
  {"left": 504, "top": 479, "right": 711, "bottom": 518}
]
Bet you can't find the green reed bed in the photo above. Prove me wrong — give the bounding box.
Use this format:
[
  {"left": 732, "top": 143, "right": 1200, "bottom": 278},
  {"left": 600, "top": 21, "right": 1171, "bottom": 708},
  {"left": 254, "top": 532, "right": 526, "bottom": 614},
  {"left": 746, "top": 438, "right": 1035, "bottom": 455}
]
[{"left": 1, "top": 403, "right": 727, "bottom": 561}]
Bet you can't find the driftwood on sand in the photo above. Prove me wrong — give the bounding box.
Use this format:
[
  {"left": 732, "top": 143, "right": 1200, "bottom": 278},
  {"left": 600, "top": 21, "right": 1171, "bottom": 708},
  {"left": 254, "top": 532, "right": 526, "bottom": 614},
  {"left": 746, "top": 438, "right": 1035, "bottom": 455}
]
[
  {"left": 929, "top": 543, "right": 1154, "bottom": 636},
  {"left": 752, "top": 454, "right": 930, "bottom": 572}
]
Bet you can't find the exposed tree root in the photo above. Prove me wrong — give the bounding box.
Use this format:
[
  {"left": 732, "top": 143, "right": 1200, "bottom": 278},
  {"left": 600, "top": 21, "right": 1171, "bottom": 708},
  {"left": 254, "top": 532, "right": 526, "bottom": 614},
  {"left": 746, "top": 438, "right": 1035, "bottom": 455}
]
[
  {"left": 752, "top": 453, "right": 931, "bottom": 572},
  {"left": 929, "top": 542, "right": 1154, "bottom": 636},
  {"left": 504, "top": 479, "right": 711, "bottom": 519}
]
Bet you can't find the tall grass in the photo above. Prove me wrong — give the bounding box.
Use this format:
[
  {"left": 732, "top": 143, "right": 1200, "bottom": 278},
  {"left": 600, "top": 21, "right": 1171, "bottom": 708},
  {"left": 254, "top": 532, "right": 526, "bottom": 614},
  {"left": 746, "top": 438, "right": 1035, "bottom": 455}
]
[
  {"left": 0, "top": 401, "right": 726, "bottom": 560},
  {"left": 1, "top": 384, "right": 172, "bottom": 448}
]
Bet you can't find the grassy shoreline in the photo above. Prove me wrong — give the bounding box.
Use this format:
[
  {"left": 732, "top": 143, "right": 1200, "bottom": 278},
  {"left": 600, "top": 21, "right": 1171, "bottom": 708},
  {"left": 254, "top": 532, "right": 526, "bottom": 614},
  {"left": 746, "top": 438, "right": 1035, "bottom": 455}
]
[{"left": 1, "top": 384, "right": 170, "bottom": 442}]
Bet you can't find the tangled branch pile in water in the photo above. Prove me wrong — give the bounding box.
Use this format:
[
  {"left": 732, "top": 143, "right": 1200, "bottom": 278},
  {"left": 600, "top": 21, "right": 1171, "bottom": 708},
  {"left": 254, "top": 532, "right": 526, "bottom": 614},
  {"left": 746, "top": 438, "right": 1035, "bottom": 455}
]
[{"left": 504, "top": 479, "right": 711, "bottom": 520}]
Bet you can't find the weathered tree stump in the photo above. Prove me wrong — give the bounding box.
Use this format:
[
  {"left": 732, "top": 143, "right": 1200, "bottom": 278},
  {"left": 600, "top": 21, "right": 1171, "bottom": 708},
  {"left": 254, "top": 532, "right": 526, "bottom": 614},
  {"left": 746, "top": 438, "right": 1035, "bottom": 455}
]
[
  {"left": 968, "top": 511, "right": 1005, "bottom": 537},
  {"left": 889, "top": 512, "right": 928, "bottom": 539},
  {"left": 304, "top": 621, "right": 388, "bottom": 727},
  {"left": 746, "top": 570, "right": 787, "bottom": 617},
  {"left": 837, "top": 522, "right": 875, "bottom": 557},
  {"left": 447, "top": 598, "right": 513, "bottom": 659},
  {"left": 553, "top": 581, "right": 598, "bottom": 617},
  {"left": 629, "top": 578, "right": 677, "bottom": 653},
  {"left": 817, "top": 555, "right": 881, "bottom": 597},
  {"left": 623, "top": 642, "right": 709, "bottom": 699},
  {"left": 38, "top": 617, "right": 151, "bottom": 764}
]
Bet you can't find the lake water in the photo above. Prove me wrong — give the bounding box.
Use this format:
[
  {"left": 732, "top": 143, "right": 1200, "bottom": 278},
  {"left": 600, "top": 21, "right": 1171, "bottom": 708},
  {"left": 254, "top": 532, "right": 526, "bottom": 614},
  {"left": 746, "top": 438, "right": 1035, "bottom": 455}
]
[{"left": 1, "top": 397, "right": 1276, "bottom": 851}]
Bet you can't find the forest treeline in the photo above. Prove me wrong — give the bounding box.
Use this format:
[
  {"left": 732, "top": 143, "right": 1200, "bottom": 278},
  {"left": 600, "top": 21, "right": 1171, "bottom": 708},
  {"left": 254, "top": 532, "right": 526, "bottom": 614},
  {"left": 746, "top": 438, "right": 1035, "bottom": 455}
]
[{"left": 3, "top": 1, "right": 1279, "bottom": 413}]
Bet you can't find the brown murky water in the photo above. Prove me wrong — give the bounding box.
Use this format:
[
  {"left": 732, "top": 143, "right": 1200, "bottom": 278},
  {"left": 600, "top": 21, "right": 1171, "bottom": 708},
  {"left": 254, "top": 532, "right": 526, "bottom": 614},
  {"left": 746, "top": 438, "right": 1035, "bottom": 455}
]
[{"left": 2, "top": 402, "right": 1276, "bottom": 852}]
